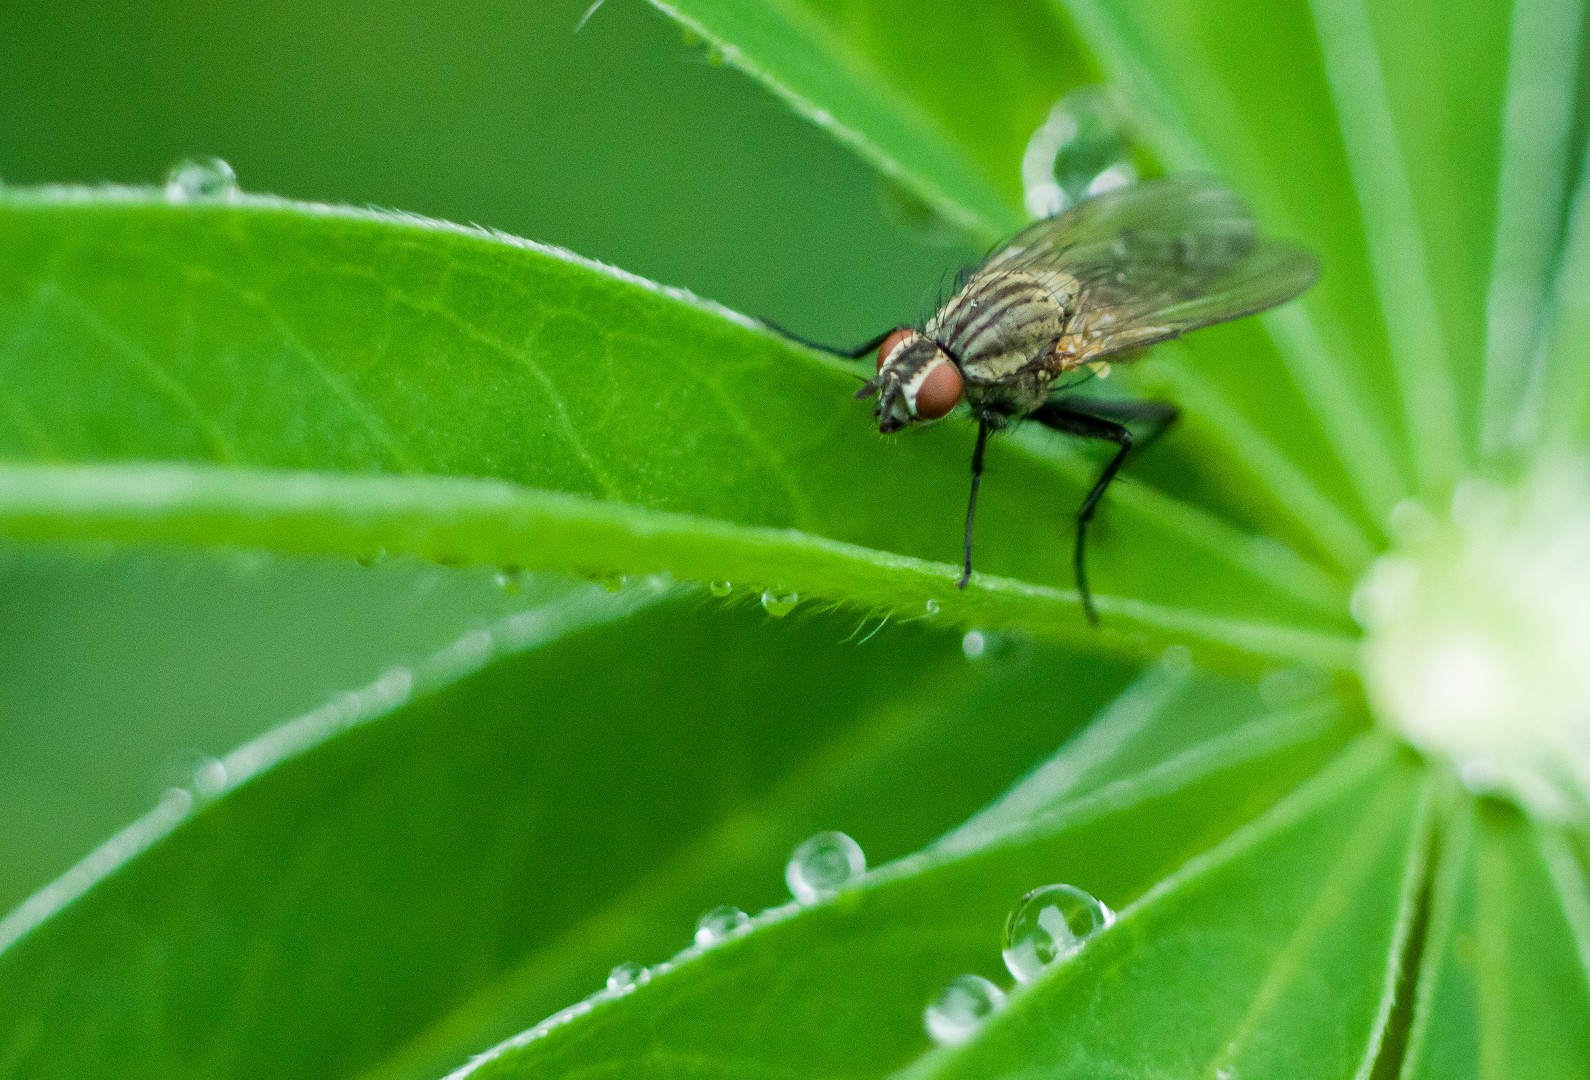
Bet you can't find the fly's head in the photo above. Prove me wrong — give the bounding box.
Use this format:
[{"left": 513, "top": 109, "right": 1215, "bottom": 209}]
[{"left": 854, "top": 329, "right": 964, "bottom": 434}]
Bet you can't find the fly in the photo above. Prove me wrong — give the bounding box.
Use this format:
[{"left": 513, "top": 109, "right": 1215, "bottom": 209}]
[{"left": 793, "top": 176, "right": 1318, "bottom": 624}]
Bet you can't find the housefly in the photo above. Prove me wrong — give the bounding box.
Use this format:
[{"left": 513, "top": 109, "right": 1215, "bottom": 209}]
[{"left": 813, "top": 176, "right": 1318, "bottom": 624}]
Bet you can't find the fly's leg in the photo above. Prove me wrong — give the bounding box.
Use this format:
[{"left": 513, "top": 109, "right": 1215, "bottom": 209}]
[
  {"left": 957, "top": 420, "right": 992, "bottom": 588},
  {"left": 1051, "top": 396, "right": 1180, "bottom": 449},
  {"left": 1030, "top": 399, "right": 1177, "bottom": 625},
  {"left": 759, "top": 321, "right": 905, "bottom": 361}
]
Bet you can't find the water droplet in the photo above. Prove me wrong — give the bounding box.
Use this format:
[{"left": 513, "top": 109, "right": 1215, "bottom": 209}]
[
  {"left": 356, "top": 548, "right": 388, "bottom": 568},
  {"left": 1022, "top": 87, "right": 1136, "bottom": 219},
  {"left": 924, "top": 974, "right": 1006, "bottom": 1046},
  {"left": 164, "top": 157, "right": 239, "bottom": 203},
  {"left": 962, "top": 630, "right": 987, "bottom": 659},
  {"left": 1159, "top": 644, "right": 1193, "bottom": 675},
  {"left": 495, "top": 568, "right": 524, "bottom": 594},
  {"left": 761, "top": 589, "right": 799, "bottom": 617},
  {"left": 924, "top": 598, "right": 941, "bottom": 616},
  {"left": 601, "top": 573, "right": 626, "bottom": 593},
  {"left": 1002, "top": 883, "right": 1114, "bottom": 983},
  {"left": 606, "top": 962, "right": 645, "bottom": 993},
  {"left": 693, "top": 905, "right": 750, "bottom": 947},
  {"left": 709, "top": 581, "right": 733, "bottom": 598},
  {"left": 785, "top": 830, "right": 866, "bottom": 904},
  {"left": 191, "top": 756, "right": 229, "bottom": 799}
]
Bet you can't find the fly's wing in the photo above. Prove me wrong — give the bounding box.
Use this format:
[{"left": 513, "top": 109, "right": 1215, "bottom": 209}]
[{"left": 983, "top": 175, "right": 1318, "bottom": 362}]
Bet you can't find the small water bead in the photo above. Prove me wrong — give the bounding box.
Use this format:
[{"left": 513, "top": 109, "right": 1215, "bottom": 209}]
[
  {"left": 709, "top": 580, "right": 733, "bottom": 598},
  {"left": 1022, "top": 87, "right": 1136, "bottom": 219},
  {"left": 606, "top": 962, "right": 646, "bottom": 993},
  {"left": 785, "top": 830, "right": 866, "bottom": 904},
  {"left": 600, "top": 573, "right": 627, "bottom": 593},
  {"left": 1002, "top": 883, "right": 1114, "bottom": 983},
  {"left": 924, "top": 974, "right": 1006, "bottom": 1047},
  {"left": 924, "top": 598, "right": 941, "bottom": 616},
  {"left": 693, "top": 904, "right": 750, "bottom": 947},
  {"left": 164, "top": 157, "right": 239, "bottom": 203},
  {"left": 760, "top": 589, "right": 800, "bottom": 617}
]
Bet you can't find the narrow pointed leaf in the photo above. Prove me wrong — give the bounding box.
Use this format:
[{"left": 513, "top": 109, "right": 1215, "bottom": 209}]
[
  {"left": 0, "top": 191, "right": 1358, "bottom": 669},
  {"left": 1400, "top": 799, "right": 1590, "bottom": 1080}
]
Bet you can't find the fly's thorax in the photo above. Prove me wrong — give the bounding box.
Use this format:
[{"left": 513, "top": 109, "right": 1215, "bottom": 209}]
[
  {"left": 855, "top": 330, "right": 964, "bottom": 433},
  {"left": 929, "top": 269, "right": 1071, "bottom": 383}
]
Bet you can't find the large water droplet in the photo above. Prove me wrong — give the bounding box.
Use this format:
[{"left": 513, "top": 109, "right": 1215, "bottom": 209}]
[
  {"left": 709, "top": 580, "right": 733, "bottom": 598},
  {"left": 1022, "top": 87, "right": 1136, "bottom": 219},
  {"left": 1002, "top": 883, "right": 1114, "bottom": 983},
  {"left": 693, "top": 904, "right": 750, "bottom": 947},
  {"left": 606, "top": 962, "right": 645, "bottom": 993},
  {"left": 962, "top": 630, "right": 987, "bottom": 659},
  {"left": 760, "top": 589, "right": 799, "bottom": 617},
  {"left": 164, "top": 157, "right": 239, "bottom": 203},
  {"left": 785, "top": 830, "right": 866, "bottom": 904},
  {"left": 924, "top": 974, "right": 1006, "bottom": 1046}
]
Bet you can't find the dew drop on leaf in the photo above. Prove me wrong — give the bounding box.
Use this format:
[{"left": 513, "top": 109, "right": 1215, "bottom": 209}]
[
  {"left": 606, "top": 962, "right": 645, "bottom": 993},
  {"left": 785, "top": 830, "right": 865, "bottom": 904},
  {"left": 1021, "top": 87, "right": 1136, "bottom": 219},
  {"left": 708, "top": 580, "right": 733, "bottom": 598},
  {"left": 760, "top": 589, "right": 799, "bottom": 617},
  {"left": 962, "top": 630, "right": 987, "bottom": 659},
  {"left": 924, "top": 974, "right": 1006, "bottom": 1046},
  {"left": 924, "top": 598, "right": 941, "bottom": 616},
  {"left": 163, "top": 157, "right": 239, "bottom": 203},
  {"left": 1002, "top": 883, "right": 1114, "bottom": 983},
  {"left": 693, "top": 904, "right": 750, "bottom": 947}
]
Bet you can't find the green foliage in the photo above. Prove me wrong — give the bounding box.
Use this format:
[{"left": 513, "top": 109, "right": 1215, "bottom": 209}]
[{"left": 3, "top": 0, "right": 1590, "bottom": 1077}]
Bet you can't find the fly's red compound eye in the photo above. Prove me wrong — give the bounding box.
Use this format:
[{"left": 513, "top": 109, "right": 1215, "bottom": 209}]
[
  {"left": 912, "top": 359, "right": 963, "bottom": 420},
  {"left": 877, "top": 328, "right": 914, "bottom": 371}
]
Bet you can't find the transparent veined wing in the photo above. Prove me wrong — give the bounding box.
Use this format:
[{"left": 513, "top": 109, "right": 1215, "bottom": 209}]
[{"left": 983, "top": 176, "right": 1317, "bottom": 361}]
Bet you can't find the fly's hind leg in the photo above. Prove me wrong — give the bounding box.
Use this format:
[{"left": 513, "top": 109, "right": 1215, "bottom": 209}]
[
  {"left": 1030, "top": 398, "right": 1178, "bottom": 626},
  {"left": 759, "top": 320, "right": 904, "bottom": 361}
]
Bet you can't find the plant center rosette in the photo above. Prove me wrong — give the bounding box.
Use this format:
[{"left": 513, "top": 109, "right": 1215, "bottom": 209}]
[{"left": 1356, "top": 461, "right": 1590, "bottom": 820}]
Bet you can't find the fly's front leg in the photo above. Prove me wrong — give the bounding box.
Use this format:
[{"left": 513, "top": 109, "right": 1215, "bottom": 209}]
[
  {"left": 1030, "top": 398, "right": 1176, "bottom": 625},
  {"left": 759, "top": 320, "right": 905, "bottom": 361}
]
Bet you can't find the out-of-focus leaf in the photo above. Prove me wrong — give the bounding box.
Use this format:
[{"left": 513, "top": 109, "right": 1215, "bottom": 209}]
[
  {"left": 1399, "top": 798, "right": 1590, "bottom": 1080},
  {"left": 0, "top": 587, "right": 1141, "bottom": 1080},
  {"left": 646, "top": 0, "right": 1096, "bottom": 241}
]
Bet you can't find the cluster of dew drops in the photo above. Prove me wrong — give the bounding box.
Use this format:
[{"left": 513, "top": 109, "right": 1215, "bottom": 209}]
[{"left": 585, "top": 828, "right": 1114, "bottom": 1050}]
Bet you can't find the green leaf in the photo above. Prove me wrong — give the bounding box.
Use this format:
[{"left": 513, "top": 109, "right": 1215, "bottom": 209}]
[
  {"left": 0, "top": 190, "right": 1356, "bottom": 669},
  {"left": 645, "top": 0, "right": 1097, "bottom": 241},
  {"left": 1477, "top": 0, "right": 1589, "bottom": 456},
  {"left": 1399, "top": 797, "right": 1590, "bottom": 1080},
  {"left": 1532, "top": 138, "right": 1590, "bottom": 446},
  {"left": 431, "top": 673, "right": 1359, "bottom": 1079},
  {"left": 0, "top": 587, "right": 1141, "bottom": 1080}
]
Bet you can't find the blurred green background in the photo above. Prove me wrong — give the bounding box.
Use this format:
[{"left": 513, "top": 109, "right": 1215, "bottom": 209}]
[{"left": 0, "top": 0, "right": 965, "bottom": 914}]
